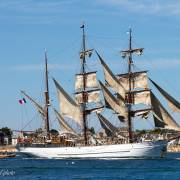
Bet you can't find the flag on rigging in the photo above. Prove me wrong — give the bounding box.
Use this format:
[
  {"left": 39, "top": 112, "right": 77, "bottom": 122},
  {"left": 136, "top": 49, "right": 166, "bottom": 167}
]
[{"left": 19, "top": 98, "right": 26, "bottom": 105}]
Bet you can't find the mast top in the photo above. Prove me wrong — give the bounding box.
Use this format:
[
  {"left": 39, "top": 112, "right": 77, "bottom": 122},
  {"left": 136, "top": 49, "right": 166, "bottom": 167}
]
[
  {"left": 128, "top": 28, "right": 132, "bottom": 51},
  {"left": 120, "top": 29, "right": 144, "bottom": 60},
  {"left": 80, "top": 22, "right": 86, "bottom": 54},
  {"left": 80, "top": 22, "right": 85, "bottom": 29}
]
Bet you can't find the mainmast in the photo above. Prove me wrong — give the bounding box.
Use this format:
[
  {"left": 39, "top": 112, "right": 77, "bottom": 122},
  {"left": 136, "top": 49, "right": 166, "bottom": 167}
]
[
  {"left": 53, "top": 24, "right": 99, "bottom": 144},
  {"left": 120, "top": 28, "right": 144, "bottom": 142},
  {"left": 81, "top": 24, "right": 88, "bottom": 145},
  {"left": 127, "top": 28, "right": 133, "bottom": 143},
  {"left": 44, "top": 50, "right": 50, "bottom": 140}
]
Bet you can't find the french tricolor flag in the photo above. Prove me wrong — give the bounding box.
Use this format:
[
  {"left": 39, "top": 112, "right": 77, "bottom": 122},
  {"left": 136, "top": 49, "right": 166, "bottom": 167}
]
[{"left": 19, "top": 98, "right": 26, "bottom": 105}]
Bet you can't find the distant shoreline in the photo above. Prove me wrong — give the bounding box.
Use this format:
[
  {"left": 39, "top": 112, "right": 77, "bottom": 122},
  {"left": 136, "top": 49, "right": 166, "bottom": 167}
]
[
  {"left": 0, "top": 145, "right": 17, "bottom": 152},
  {"left": 168, "top": 145, "right": 180, "bottom": 152}
]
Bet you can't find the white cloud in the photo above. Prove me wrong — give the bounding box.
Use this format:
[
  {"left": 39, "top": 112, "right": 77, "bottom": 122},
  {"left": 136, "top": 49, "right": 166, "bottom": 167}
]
[
  {"left": 1, "top": 0, "right": 180, "bottom": 25},
  {"left": 135, "top": 58, "right": 180, "bottom": 69},
  {"left": 0, "top": 0, "right": 72, "bottom": 13},
  {"left": 0, "top": 0, "right": 77, "bottom": 24},
  {"left": 102, "top": 58, "right": 180, "bottom": 73},
  {"left": 98, "top": 0, "right": 180, "bottom": 15},
  {"left": 10, "top": 63, "right": 75, "bottom": 71}
]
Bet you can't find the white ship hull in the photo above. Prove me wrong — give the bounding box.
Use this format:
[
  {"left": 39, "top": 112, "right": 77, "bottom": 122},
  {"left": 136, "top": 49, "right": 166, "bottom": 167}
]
[{"left": 18, "top": 141, "right": 167, "bottom": 159}]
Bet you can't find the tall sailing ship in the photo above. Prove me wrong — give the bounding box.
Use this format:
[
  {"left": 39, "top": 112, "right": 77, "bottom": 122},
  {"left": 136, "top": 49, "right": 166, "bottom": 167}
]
[{"left": 17, "top": 25, "right": 180, "bottom": 158}]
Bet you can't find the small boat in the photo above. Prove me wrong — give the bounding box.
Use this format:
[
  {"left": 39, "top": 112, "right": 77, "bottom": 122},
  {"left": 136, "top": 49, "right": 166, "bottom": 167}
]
[{"left": 0, "top": 153, "right": 16, "bottom": 159}]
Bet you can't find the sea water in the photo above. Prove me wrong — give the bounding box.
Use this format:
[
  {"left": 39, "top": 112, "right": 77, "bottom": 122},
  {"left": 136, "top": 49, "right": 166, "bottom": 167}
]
[{"left": 0, "top": 153, "right": 180, "bottom": 179}]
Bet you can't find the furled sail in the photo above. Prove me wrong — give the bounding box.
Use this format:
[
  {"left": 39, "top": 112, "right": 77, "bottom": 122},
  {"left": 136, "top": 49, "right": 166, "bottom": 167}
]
[
  {"left": 133, "top": 108, "right": 151, "bottom": 119},
  {"left": 121, "top": 48, "right": 144, "bottom": 58},
  {"left": 75, "top": 72, "right": 98, "bottom": 90},
  {"left": 153, "top": 113, "right": 167, "bottom": 128},
  {"left": 131, "top": 90, "right": 151, "bottom": 105},
  {"left": 79, "top": 49, "right": 93, "bottom": 59},
  {"left": 21, "top": 90, "right": 45, "bottom": 117},
  {"left": 151, "top": 92, "right": 180, "bottom": 131},
  {"left": 86, "top": 106, "right": 104, "bottom": 114},
  {"left": 150, "top": 78, "right": 180, "bottom": 113},
  {"left": 53, "top": 108, "right": 78, "bottom": 136},
  {"left": 96, "top": 51, "right": 126, "bottom": 98},
  {"left": 53, "top": 78, "right": 82, "bottom": 127},
  {"left": 99, "top": 81, "right": 127, "bottom": 120},
  {"left": 75, "top": 89, "right": 101, "bottom": 104},
  {"left": 116, "top": 71, "right": 148, "bottom": 91},
  {"left": 97, "top": 113, "right": 118, "bottom": 136}
]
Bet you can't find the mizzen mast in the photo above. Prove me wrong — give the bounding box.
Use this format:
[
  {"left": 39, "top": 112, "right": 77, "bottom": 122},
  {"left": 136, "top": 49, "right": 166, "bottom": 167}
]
[{"left": 44, "top": 50, "right": 50, "bottom": 140}]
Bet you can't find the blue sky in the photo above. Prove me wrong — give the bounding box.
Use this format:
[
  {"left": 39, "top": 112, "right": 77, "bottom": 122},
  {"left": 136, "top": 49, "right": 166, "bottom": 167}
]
[{"left": 0, "top": 0, "right": 180, "bottom": 131}]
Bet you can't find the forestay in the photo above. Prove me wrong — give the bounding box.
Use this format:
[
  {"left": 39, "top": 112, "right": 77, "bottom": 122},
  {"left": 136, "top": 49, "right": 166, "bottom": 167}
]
[{"left": 21, "top": 90, "right": 46, "bottom": 117}]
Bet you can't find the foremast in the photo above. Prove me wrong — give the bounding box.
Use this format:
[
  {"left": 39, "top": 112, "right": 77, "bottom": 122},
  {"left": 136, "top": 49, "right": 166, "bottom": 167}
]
[{"left": 81, "top": 24, "right": 88, "bottom": 145}]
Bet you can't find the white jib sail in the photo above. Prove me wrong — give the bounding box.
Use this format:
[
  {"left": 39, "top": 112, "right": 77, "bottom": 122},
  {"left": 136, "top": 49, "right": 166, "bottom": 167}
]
[
  {"left": 150, "top": 78, "right": 180, "bottom": 114},
  {"left": 97, "top": 52, "right": 126, "bottom": 98},
  {"left": 53, "top": 78, "right": 82, "bottom": 127},
  {"left": 53, "top": 108, "right": 78, "bottom": 135},
  {"left": 151, "top": 92, "right": 180, "bottom": 131},
  {"left": 99, "top": 81, "right": 127, "bottom": 120}
]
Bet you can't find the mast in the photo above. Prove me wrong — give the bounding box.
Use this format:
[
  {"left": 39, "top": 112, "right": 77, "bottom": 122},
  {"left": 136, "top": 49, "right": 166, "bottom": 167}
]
[
  {"left": 44, "top": 50, "right": 50, "bottom": 140},
  {"left": 127, "top": 28, "right": 133, "bottom": 143},
  {"left": 81, "top": 23, "right": 88, "bottom": 145}
]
